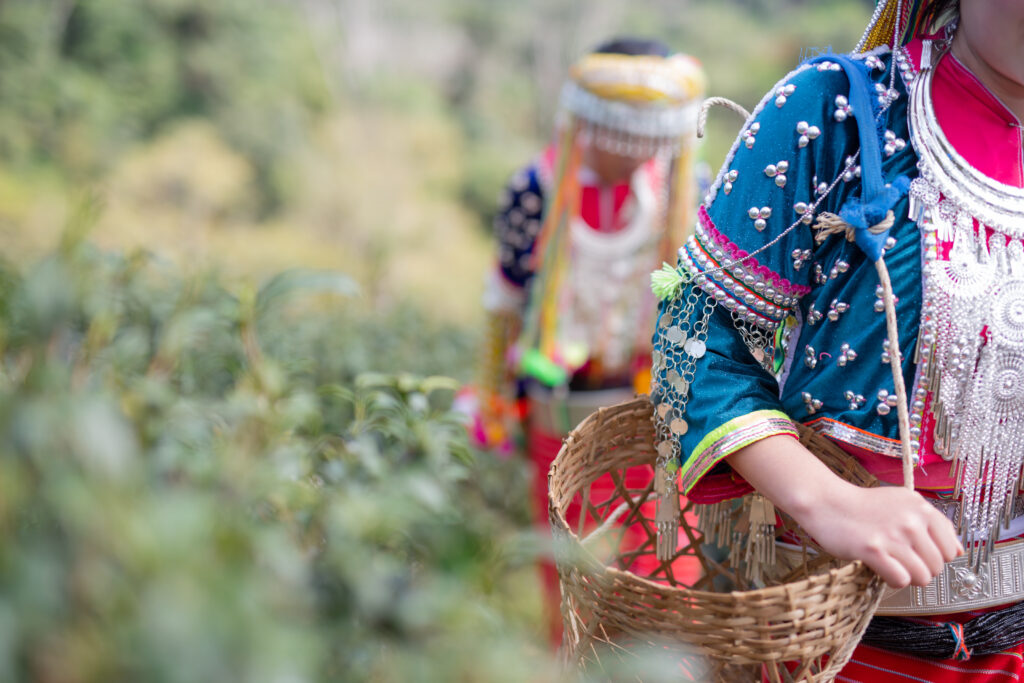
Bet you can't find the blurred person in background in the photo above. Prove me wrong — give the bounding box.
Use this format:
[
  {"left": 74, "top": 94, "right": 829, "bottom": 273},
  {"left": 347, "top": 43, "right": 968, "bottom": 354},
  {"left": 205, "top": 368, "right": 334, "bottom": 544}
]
[{"left": 468, "top": 36, "right": 706, "bottom": 643}]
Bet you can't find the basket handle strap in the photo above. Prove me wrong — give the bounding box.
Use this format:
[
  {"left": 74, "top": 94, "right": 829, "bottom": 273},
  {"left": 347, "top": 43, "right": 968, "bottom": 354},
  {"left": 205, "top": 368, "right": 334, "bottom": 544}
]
[{"left": 875, "top": 257, "right": 915, "bottom": 489}]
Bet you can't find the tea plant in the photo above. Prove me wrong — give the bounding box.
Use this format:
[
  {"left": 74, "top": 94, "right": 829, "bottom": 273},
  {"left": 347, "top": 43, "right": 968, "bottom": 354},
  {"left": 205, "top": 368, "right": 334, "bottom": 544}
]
[{"left": 0, "top": 224, "right": 553, "bottom": 682}]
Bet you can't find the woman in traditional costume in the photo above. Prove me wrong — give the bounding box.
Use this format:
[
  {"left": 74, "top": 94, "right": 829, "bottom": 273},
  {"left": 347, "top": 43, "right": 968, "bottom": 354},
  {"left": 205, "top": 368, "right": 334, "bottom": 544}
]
[
  {"left": 652, "top": 0, "right": 1024, "bottom": 677},
  {"left": 477, "top": 37, "right": 705, "bottom": 641}
]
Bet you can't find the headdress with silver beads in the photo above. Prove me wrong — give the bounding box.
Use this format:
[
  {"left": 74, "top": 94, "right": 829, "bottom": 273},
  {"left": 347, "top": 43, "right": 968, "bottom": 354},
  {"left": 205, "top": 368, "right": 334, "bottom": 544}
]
[{"left": 558, "top": 53, "right": 706, "bottom": 159}]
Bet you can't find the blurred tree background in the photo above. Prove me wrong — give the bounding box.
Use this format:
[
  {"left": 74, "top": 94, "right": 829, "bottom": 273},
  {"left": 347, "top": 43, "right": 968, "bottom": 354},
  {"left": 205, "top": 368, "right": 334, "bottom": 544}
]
[
  {"left": 0, "top": 1, "right": 868, "bottom": 680},
  {"left": 2, "top": 0, "right": 870, "bottom": 330}
]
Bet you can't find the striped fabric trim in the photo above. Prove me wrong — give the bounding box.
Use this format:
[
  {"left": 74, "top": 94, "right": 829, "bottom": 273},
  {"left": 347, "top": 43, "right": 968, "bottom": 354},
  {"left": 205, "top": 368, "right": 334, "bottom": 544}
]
[
  {"left": 805, "top": 416, "right": 903, "bottom": 458},
  {"left": 681, "top": 410, "right": 798, "bottom": 494},
  {"left": 676, "top": 208, "right": 807, "bottom": 333},
  {"left": 696, "top": 205, "right": 811, "bottom": 298},
  {"left": 681, "top": 236, "right": 789, "bottom": 331}
]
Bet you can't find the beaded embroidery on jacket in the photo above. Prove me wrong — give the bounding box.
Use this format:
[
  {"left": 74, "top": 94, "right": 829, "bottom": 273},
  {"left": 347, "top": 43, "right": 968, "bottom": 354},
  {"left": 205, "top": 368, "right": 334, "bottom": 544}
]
[
  {"left": 649, "top": 53, "right": 884, "bottom": 463},
  {"left": 649, "top": 53, "right": 887, "bottom": 568},
  {"left": 651, "top": 62, "right": 818, "bottom": 472},
  {"left": 902, "top": 38, "right": 1024, "bottom": 566}
]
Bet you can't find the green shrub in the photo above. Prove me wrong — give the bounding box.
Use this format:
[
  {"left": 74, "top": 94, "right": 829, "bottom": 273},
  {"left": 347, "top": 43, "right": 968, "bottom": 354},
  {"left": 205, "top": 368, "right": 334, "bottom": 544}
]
[{"left": 0, "top": 227, "right": 553, "bottom": 682}]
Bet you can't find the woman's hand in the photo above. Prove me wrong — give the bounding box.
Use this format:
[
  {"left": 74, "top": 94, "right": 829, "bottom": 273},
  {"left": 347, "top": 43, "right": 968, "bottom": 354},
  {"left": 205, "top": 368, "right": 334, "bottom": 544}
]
[{"left": 728, "top": 435, "right": 963, "bottom": 589}]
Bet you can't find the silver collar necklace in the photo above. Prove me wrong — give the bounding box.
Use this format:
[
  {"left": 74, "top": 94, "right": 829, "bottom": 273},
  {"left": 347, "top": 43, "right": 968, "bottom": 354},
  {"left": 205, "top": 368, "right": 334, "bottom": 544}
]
[{"left": 905, "top": 37, "right": 1024, "bottom": 567}]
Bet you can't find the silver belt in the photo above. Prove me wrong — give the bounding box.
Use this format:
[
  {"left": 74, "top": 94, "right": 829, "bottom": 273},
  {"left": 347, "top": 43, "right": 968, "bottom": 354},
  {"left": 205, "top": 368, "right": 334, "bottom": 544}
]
[
  {"left": 876, "top": 538, "right": 1024, "bottom": 615},
  {"left": 776, "top": 538, "right": 1024, "bottom": 616},
  {"left": 877, "top": 496, "right": 1024, "bottom": 614}
]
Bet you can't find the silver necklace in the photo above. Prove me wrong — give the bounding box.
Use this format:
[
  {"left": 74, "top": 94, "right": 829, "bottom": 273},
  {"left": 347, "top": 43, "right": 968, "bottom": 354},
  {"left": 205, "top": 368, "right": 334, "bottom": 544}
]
[
  {"left": 907, "top": 39, "right": 1024, "bottom": 566},
  {"left": 908, "top": 43, "right": 1024, "bottom": 237}
]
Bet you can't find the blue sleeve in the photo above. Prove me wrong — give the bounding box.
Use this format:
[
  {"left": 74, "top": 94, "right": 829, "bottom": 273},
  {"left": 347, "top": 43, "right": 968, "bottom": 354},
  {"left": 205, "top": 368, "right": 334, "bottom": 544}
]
[{"left": 652, "top": 60, "right": 863, "bottom": 494}]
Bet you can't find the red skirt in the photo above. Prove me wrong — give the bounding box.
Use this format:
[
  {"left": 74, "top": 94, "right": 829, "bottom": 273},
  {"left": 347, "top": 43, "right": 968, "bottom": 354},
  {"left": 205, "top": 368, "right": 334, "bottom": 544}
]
[
  {"left": 838, "top": 608, "right": 1024, "bottom": 682},
  {"left": 774, "top": 608, "right": 1024, "bottom": 681},
  {"left": 836, "top": 645, "right": 1024, "bottom": 681}
]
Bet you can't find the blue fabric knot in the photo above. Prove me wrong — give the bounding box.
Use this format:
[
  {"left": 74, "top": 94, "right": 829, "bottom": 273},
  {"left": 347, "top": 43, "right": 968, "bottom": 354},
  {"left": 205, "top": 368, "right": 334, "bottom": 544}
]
[
  {"left": 838, "top": 175, "right": 910, "bottom": 261},
  {"left": 805, "top": 52, "right": 908, "bottom": 263}
]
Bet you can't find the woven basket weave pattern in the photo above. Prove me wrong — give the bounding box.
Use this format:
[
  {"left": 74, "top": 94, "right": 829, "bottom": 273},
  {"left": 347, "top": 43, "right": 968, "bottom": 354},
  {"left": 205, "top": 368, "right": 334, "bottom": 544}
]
[{"left": 548, "top": 397, "right": 885, "bottom": 682}]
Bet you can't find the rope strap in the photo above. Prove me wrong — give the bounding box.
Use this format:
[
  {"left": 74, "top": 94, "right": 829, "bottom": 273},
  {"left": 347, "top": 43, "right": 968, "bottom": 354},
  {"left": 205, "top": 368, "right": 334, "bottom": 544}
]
[
  {"left": 696, "top": 97, "right": 751, "bottom": 139},
  {"left": 814, "top": 211, "right": 895, "bottom": 244}
]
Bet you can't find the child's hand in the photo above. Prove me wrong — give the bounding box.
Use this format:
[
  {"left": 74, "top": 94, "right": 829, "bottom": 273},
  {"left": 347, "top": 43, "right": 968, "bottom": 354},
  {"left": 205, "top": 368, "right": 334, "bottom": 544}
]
[{"left": 728, "top": 435, "right": 963, "bottom": 589}]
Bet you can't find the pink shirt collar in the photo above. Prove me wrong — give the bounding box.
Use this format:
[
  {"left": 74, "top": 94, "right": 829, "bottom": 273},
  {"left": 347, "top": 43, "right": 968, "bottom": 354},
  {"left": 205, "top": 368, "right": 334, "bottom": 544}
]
[{"left": 904, "top": 37, "right": 1024, "bottom": 188}]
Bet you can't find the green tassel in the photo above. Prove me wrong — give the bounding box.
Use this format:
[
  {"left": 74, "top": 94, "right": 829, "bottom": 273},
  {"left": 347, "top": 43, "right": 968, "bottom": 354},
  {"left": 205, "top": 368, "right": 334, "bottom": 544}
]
[
  {"left": 519, "top": 348, "right": 568, "bottom": 387},
  {"left": 650, "top": 262, "right": 690, "bottom": 301}
]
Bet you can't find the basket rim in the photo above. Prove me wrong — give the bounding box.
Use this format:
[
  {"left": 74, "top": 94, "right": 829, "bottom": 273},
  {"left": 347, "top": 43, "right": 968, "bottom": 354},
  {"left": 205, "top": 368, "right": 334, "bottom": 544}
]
[{"left": 547, "top": 395, "right": 879, "bottom": 602}]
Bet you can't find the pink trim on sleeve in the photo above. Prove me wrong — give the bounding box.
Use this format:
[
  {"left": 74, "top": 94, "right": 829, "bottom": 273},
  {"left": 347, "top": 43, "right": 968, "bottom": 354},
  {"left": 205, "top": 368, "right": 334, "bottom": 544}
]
[{"left": 698, "top": 206, "right": 811, "bottom": 297}]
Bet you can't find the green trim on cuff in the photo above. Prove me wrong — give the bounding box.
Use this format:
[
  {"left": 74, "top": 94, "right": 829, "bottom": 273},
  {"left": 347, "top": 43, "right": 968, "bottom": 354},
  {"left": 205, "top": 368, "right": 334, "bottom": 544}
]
[{"left": 680, "top": 410, "right": 798, "bottom": 494}]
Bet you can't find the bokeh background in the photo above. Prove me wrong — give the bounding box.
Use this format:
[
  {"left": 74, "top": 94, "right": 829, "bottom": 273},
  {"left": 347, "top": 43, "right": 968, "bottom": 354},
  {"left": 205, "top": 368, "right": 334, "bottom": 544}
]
[{"left": 0, "top": 1, "right": 867, "bottom": 681}]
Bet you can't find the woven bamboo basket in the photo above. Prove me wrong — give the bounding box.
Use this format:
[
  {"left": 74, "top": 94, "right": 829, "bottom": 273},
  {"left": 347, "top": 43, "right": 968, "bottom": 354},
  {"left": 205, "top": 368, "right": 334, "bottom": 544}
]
[{"left": 548, "top": 396, "right": 886, "bottom": 682}]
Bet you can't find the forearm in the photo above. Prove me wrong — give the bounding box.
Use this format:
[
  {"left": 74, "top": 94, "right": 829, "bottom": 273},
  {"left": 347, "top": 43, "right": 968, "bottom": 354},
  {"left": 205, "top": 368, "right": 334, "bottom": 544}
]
[
  {"left": 725, "top": 434, "right": 962, "bottom": 588},
  {"left": 726, "top": 435, "right": 852, "bottom": 527}
]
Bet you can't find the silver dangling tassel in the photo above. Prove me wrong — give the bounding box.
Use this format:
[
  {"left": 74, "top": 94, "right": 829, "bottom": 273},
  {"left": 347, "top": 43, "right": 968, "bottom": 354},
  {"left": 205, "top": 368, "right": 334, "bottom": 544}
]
[
  {"left": 695, "top": 500, "right": 733, "bottom": 548},
  {"left": 743, "top": 493, "right": 777, "bottom": 584},
  {"left": 727, "top": 494, "right": 777, "bottom": 584},
  {"left": 654, "top": 464, "right": 681, "bottom": 561}
]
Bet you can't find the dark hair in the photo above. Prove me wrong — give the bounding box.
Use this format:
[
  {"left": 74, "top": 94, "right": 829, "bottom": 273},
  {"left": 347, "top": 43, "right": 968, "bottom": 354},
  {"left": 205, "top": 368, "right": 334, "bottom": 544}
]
[
  {"left": 920, "top": 0, "right": 959, "bottom": 32},
  {"left": 591, "top": 37, "right": 671, "bottom": 58}
]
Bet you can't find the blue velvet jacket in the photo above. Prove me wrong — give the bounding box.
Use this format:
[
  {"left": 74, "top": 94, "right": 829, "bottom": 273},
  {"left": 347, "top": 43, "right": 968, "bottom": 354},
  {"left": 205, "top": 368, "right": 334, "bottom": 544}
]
[{"left": 652, "top": 48, "right": 924, "bottom": 497}]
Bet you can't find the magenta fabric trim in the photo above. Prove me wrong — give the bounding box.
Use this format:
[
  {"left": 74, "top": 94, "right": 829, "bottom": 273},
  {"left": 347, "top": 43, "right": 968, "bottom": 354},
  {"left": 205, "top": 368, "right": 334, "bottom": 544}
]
[{"left": 697, "top": 206, "right": 812, "bottom": 297}]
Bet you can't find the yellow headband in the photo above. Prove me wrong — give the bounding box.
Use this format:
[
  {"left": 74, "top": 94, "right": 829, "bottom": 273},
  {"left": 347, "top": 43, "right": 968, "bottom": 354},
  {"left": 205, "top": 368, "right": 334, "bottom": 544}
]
[{"left": 569, "top": 53, "right": 706, "bottom": 106}]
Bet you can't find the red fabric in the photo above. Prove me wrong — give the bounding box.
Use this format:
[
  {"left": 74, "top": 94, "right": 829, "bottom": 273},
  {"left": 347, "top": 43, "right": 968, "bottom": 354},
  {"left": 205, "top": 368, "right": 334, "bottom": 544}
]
[
  {"left": 540, "top": 141, "right": 663, "bottom": 234},
  {"left": 529, "top": 423, "right": 701, "bottom": 646},
  {"left": 686, "top": 470, "right": 754, "bottom": 504},
  {"left": 579, "top": 184, "right": 632, "bottom": 232},
  {"left": 769, "top": 608, "right": 1024, "bottom": 681},
  {"left": 528, "top": 427, "right": 566, "bottom": 646},
  {"left": 835, "top": 642, "right": 1024, "bottom": 682},
  {"left": 932, "top": 55, "right": 1024, "bottom": 188},
  {"left": 904, "top": 37, "right": 1024, "bottom": 189},
  {"left": 839, "top": 608, "right": 1024, "bottom": 681}
]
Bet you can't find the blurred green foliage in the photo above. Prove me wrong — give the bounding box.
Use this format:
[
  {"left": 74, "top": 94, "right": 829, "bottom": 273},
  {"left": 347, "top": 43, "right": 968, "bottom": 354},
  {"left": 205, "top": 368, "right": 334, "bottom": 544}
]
[
  {"left": 0, "top": 0, "right": 870, "bottom": 327},
  {"left": 0, "top": 214, "right": 555, "bottom": 681},
  {"left": 0, "top": 0, "right": 326, "bottom": 212}
]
